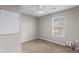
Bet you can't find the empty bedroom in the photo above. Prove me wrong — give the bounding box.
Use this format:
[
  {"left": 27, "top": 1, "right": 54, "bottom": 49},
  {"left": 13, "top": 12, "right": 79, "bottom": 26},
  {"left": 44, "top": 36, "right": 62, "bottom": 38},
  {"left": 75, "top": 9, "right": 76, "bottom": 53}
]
[{"left": 0, "top": 5, "right": 79, "bottom": 53}]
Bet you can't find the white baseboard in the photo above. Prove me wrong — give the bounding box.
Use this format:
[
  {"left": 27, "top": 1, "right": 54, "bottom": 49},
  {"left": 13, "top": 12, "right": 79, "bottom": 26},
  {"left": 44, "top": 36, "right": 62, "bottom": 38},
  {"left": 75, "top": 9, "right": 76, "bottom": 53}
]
[
  {"left": 20, "top": 37, "right": 37, "bottom": 43},
  {"left": 20, "top": 37, "right": 65, "bottom": 46},
  {"left": 40, "top": 37, "right": 65, "bottom": 46}
]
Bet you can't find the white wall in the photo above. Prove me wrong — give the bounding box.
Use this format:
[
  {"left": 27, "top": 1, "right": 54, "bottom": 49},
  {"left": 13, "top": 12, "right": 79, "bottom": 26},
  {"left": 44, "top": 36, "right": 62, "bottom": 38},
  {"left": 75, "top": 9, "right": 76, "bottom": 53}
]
[
  {"left": 0, "top": 34, "right": 21, "bottom": 53},
  {"left": 0, "top": 10, "right": 20, "bottom": 34},
  {"left": 0, "top": 10, "right": 21, "bottom": 53},
  {"left": 0, "top": 8, "right": 37, "bottom": 52},
  {"left": 38, "top": 7, "right": 79, "bottom": 45},
  {"left": 20, "top": 14, "right": 37, "bottom": 43}
]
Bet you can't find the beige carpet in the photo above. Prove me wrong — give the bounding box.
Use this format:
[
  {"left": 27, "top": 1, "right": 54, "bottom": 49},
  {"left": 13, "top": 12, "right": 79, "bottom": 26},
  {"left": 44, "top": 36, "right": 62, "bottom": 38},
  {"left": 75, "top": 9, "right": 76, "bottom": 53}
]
[{"left": 21, "top": 39, "right": 75, "bottom": 53}]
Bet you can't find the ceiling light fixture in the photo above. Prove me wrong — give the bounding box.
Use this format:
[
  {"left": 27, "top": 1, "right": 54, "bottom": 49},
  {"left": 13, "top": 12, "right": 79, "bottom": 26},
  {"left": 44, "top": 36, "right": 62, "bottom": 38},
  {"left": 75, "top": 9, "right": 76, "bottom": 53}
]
[
  {"left": 37, "top": 5, "right": 43, "bottom": 14},
  {"left": 38, "top": 10, "right": 43, "bottom": 14}
]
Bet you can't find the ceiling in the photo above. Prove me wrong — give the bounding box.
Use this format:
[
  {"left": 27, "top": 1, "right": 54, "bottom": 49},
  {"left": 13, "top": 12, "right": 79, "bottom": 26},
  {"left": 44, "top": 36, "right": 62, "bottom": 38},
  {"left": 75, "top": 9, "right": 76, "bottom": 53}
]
[
  {"left": 21, "top": 5, "right": 78, "bottom": 17},
  {"left": 0, "top": 5, "right": 78, "bottom": 17}
]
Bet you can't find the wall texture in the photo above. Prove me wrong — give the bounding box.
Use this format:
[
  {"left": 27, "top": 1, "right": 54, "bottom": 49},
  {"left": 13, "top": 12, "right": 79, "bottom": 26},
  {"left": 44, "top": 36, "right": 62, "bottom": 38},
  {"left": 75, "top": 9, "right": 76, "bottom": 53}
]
[
  {"left": 0, "top": 34, "right": 21, "bottom": 53},
  {"left": 38, "top": 7, "right": 79, "bottom": 45},
  {"left": 20, "top": 14, "right": 37, "bottom": 43}
]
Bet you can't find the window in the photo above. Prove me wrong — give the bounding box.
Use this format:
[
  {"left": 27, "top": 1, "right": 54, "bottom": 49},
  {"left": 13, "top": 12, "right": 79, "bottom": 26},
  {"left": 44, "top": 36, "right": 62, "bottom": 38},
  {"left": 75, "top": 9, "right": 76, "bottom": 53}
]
[{"left": 52, "top": 16, "right": 65, "bottom": 37}]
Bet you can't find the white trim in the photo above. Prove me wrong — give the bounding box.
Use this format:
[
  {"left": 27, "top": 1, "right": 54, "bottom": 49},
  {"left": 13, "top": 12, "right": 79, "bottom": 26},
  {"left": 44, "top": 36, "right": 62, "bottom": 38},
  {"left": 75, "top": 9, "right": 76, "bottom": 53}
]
[
  {"left": 52, "top": 16, "right": 65, "bottom": 37},
  {"left": 40, "top": 37, "right": 65, "bottom": 46},
  {"left": 20, "top": 37, "right": 37, "bottom": 43},
  {"left": 20, "top": 37, "right": 65, "bottom": 46}
]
